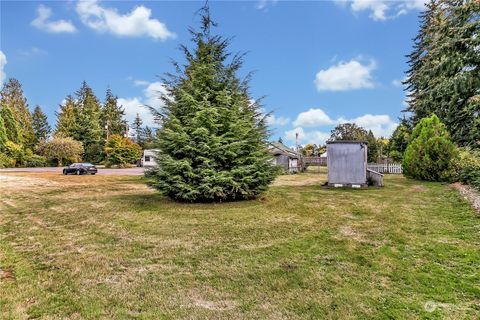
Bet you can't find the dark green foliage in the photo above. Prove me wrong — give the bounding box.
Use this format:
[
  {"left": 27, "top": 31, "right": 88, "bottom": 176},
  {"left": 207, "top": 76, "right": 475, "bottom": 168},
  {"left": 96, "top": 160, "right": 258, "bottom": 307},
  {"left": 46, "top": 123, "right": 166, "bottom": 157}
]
[
  {"left": 388, "top": 118, "right": 412, "bottom": 161},
  {"left": 102, "top": 89, "right": 127, "bottom": 138},
  {"left": 75, "top": 81, "right": 103, "bottom": 163},
  {"left": 330, "top": 123, "right": 368, "bottom": 141},
  {"left": 104, "top": 134, "right": 142, "bottom": 167},
  {"left": 403, "top": 115, "right": 458, "bottom": 181},
  {"left": 132, "top": 113, "right": 144, "bottom": 145},
  {"left": 55, "top": 95, "right": 79, "bottom": 138},
  {"left": 146, "top": 6, "right": 277, "bottom": 202},
  {"left": 0, "top": 105, "right": 8, "bottom": 151},
  {"left": 405, "top": 0, "right": 480, "bottom": 148},
  {"left": 0, "top": 78, "right": 35, "bottom": 149},
  {"left": 330, "top": 123, "right": 379, "bottom": 162},
  {"left": 31, "top": 105, "right": 51, "bottom": 143}
]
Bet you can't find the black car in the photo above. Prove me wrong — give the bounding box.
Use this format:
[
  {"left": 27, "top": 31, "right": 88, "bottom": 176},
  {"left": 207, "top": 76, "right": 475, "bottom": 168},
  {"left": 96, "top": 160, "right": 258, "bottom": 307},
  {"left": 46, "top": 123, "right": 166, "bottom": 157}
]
[{"left": 63, "top": 163, "right": 98, "bottom": 175}]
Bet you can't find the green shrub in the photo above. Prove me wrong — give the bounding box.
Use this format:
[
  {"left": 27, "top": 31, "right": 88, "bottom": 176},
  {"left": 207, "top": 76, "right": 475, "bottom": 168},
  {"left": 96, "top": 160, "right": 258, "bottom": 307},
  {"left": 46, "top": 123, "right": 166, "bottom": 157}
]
[
  {"left": 403, "top": 114, "right": 458, "bottom": 182},
  {"left": 0, "top": 153, "right": 15, "bottom": 168},
  {"left": 22, "top": 153, "right": 47, "bottom": 167},
  {"left": 104, "top": 135, "right": 142, "bottom": 167},
  {"left": 455, "top": 148, "right": 480, "bottom": 189}
]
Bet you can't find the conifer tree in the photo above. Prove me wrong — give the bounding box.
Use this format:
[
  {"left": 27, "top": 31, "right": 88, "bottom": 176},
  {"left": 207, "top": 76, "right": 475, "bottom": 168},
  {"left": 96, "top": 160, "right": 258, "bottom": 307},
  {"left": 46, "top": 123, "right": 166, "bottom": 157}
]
[
  {"left": 146, "top": 6, "right": 276, "bottom": 202},
  {"left": 405, "top": 0, "right": 480, "bottom": 147},
  {"left": 75, "top": 81, "right": 103, "bottom": 163},
  {"left": 132, "top": 113, "right": 144, "bottom": 145},
  {"left": 0, "top": 107, "right": 7, "bottom": 151},
  {"left": 0, "top": 102, "right": 22, "bottom": 145},
  {"left": 101, "top": 88, "right": 127, "bottom": 139},
  {"left": 32, "top": 105, "right": 51, "bottom": 143},
  {"left": 56, "top": 95, "right": 79, "bottom": 138},
  {"left": 0, "top": 78, "right": 35, "bottom": 149}
]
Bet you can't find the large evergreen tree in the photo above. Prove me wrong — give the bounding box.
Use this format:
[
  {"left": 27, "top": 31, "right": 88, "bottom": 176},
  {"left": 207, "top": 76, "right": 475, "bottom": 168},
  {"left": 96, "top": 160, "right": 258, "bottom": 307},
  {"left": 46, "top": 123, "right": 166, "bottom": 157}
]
[
  {"left": 146, "top": 6, "right": 277, "bottom": 202},
  {"left": 75, "top": 81, "right": 103, "bottom": 163},
  {"left": 132, "top": 113, "right": 144, "bottom": 145},
  {"left": 101, "top": 88, "right": 127, "bottom": 139},
  {"left": 0, "top": 102, "right": 22, "bottom": 145},
  {"left": 32, "top": 105, "right": 51, "bottom": 143},
  {"left": 0, "top": 78, "right": 35, "bottom": 149},
  {"left": 405, "top": 0, "right": 480, "bottom": 147},
  {"left": 55, "top": 95, "right": 79, "bottom": 138}
]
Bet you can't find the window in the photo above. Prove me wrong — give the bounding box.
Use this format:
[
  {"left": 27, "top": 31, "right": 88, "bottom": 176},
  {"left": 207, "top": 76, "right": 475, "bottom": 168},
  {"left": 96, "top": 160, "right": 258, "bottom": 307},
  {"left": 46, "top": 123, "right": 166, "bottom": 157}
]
[{"left": 145, "top": 156, "right": 151, "bottom": 162}]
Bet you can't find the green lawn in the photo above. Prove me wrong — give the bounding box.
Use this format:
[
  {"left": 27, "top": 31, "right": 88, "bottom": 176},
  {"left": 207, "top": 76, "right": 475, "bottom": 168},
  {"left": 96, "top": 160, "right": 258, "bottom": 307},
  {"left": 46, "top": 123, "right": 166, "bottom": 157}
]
[{"left": 0, "top": 172, "right": 478, "bottom": 319}]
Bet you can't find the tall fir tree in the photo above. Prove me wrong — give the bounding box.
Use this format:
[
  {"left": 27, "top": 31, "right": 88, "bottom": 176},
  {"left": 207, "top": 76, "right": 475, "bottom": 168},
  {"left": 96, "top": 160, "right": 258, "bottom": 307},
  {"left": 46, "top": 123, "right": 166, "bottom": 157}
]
[
  {"left": 405, "top": 0, "right": 480, "bottom": 147},
  {"left": 132, "top": 113, "right": 144, "bottom": 145},
  {"left": 75, "top": 81, "right": 103, "bottom": 163},
  {"left": 101, "top": 88, "right": 127, "bottom": 139},
  {"left": 146, "top": 6, "right": 277, "bottom": 202},
  {"left": 56, "top": 95, "right": 79, "bottom": 138},
  {"left": 31, "top": 105, "right": 51, "bottom": 143},
  {"left": 0, "top": 78, "right": 35, "bottom": 149}
]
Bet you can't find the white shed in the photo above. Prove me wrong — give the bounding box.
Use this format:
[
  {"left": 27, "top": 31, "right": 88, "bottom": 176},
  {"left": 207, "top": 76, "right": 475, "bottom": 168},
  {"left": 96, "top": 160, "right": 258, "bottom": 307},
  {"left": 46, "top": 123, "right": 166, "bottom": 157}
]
[{"left": 141, "top": 149, "right": 160, "bottom": 167}]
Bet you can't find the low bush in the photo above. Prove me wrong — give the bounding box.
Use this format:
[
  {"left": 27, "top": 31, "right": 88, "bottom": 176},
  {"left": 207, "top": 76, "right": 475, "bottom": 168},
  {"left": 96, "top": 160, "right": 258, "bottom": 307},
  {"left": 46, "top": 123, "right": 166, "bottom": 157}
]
[
  {"left": 0, "top": 153, "right": 15, "bottom": 168},
  {"left": 403, "top": 115, "right": 458, "bottom": 182},
  {"left": 455, "top": 148, "right": 480, "bottom": 190}
]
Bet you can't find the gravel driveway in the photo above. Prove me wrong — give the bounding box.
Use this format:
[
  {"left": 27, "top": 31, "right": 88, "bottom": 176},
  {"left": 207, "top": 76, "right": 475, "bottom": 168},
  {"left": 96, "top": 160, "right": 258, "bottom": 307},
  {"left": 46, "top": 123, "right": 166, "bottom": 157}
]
[{"left": 0, "top": 167, "right": 146, "bottom": 175}]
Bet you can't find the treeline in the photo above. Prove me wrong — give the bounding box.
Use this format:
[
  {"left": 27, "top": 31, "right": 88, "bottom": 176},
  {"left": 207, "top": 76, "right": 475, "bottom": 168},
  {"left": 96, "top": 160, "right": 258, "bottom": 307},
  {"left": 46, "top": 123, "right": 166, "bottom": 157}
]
[
  {"left": 0, "top": 79, "right": 156, "bottom": 168},
  {"left": 389, "top": 0, "right": 479, "bottom": 185}
]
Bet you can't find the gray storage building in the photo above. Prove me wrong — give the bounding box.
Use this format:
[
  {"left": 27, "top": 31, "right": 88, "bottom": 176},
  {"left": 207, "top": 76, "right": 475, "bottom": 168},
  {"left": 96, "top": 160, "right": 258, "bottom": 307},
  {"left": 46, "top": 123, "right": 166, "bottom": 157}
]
[{"left": 327, "top": 140, "right": 368, "bottom": 188}]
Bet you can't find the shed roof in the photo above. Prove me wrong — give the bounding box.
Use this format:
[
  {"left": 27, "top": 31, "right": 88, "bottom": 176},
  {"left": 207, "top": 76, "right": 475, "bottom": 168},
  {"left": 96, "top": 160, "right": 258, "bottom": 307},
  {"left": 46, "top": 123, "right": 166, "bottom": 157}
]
[{"left": 326, "top": 140, "right": 367, "bottom": 145}]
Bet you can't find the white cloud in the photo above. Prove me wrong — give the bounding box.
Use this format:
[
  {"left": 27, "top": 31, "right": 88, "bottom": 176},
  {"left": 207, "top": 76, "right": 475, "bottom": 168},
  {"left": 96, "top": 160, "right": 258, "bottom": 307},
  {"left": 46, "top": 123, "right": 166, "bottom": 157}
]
[
  {"left": 336, "top": 0, "right": 427, "bottom": 21},
  {"left": 119, "top": 80, "right": 169, "bottom": 128},
  {"left": 31, "top": 5, "right": 77, "bottom": 33},
  {"left": 285, "top": 127, "right": 331, "bottom": 145},
  {"left": 315, "top": 59, "right": 376, "bottom": 91},
  {"left": 76, "top": 0, "right": 175, "bottom": 40},
  {"left": 293, "top": 108, "right": 333, "bottom": 127},
  {"left": 266, "top": 114, "right": 290, "bottom": 126},
  {"left": 339, "top": 114, "right": 398, "bottom": 137},
  {"left": 0, "top": 51, "right": 6, "bottom": 83}
]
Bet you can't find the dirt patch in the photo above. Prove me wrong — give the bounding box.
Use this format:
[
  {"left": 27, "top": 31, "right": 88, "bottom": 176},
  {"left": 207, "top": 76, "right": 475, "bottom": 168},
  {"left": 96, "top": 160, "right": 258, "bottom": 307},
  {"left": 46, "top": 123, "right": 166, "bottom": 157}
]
[
  {"left": 339, "top": 225, "right": 365, "bottom": 242},
  {"left": 190, "top": 289, "right": 237, "bottom": 311},
  {"left": 0, "top": 268, "right": 16, "bottom": 282},
  {"left": 452, "top": 183, "right": 480, "bottom": 214}
]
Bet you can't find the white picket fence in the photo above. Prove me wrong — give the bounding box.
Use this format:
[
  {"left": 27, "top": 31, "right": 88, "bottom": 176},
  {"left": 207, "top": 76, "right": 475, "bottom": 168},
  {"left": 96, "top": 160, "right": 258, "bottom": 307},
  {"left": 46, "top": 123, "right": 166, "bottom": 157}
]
[{"left": 367, "top": 163, "right": 403, "bottom": 174}]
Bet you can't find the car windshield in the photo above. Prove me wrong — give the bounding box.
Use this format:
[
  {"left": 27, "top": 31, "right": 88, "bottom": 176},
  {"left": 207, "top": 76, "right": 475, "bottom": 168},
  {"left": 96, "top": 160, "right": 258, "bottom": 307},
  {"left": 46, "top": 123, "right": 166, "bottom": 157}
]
[{"left": 69, "top": 163, "right": 79, "bottom": 167}]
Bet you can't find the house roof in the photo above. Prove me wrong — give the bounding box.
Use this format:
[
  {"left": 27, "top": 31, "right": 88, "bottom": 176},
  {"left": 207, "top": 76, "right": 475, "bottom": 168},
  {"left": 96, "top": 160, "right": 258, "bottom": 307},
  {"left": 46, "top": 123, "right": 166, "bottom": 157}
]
[{"left": 268, "top": 141, "right": 299, "bottom": 158}]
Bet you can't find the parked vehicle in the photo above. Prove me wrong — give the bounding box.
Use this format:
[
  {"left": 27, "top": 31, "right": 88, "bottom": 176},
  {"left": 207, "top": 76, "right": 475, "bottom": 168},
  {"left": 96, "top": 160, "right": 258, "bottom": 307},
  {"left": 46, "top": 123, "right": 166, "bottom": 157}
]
[{"left": 63, "top": 163, "right": 98, "bottom": 175}]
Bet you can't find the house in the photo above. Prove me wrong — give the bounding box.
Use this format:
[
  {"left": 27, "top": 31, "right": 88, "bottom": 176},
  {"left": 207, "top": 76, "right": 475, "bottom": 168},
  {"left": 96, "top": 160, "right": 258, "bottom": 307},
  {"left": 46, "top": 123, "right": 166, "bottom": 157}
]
[
  {"left": 327, "top": 140, "right": 382, "bottom": 187},
  {"left": 268, "top": 140, "right": 301, "bottom": 173},
  {"left": 141, "top": 149, "right": 160, "bottom": 167}
]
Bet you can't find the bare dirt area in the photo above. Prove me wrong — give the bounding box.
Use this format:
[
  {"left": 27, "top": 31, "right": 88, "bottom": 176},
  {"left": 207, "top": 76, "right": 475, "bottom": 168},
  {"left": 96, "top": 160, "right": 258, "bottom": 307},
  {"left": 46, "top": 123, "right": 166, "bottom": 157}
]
[{"left": 451, "top": 182, "right": 480, "bottom": 213}]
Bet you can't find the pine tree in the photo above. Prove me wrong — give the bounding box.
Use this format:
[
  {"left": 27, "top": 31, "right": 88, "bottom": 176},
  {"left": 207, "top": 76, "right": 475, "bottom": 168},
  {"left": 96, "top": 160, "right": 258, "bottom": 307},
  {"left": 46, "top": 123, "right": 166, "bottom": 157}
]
[
  {"left": 366, "top": 130, "right": 379, "bottom": 163},
  {"left": 56, "top": 95, "right": 79, "bottom": 138},
  {"left": 0, "top": 78, "right": 35, "bottom": 149},
  {"left": 132, "top": 113, "right": 144, "bottom": 145},
  {"left": 102, "top": 88, "right": 127, "bottom": 139},
  {"left": 75, "top": 81, "right": 103, "bottom": 163},
  {"left": 0, "top": 104, "right": 8, "bottom": 151},
  {"left": 405, "top": 0, "right": 480, "bottom": 147},
  {"left": 146, "top": 6, "right": 277, "bottom": 202},
  {"left": 389, "top": 118, "right": 411, "bottom": 161},
  {"left": 31, "top": 105, "right": 51, "bottom": 143}
]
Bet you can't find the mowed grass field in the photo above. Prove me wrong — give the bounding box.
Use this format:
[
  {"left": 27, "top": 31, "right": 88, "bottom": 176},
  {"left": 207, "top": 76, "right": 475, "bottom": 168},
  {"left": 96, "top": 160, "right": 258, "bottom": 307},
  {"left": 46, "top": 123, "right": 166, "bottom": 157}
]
[{"left": 0, "top": 171, "right": 479, "bottom": 319}]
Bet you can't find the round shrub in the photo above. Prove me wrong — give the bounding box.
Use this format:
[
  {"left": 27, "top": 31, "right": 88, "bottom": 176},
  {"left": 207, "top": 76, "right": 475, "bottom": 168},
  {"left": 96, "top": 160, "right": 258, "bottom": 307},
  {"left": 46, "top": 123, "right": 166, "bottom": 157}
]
[{"left": 403, "top": 115, "right": 458, "bottom": 182}]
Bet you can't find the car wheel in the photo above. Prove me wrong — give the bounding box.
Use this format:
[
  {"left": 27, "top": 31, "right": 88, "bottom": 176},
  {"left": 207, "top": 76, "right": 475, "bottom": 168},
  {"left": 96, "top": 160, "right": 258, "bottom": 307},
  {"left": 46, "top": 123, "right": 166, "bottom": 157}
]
[
  {"left": 91, "top": 173, "right": 96, "bottom": 175},
  {"left": 63, "top": 169, "right": 67, "bottom": 175}
]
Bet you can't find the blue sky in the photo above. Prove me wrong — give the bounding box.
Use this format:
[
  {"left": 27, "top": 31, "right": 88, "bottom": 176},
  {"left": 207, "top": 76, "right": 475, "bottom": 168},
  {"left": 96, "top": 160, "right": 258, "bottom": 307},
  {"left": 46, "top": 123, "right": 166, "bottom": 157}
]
[{"left": 0, "top": 0, "right": 424, "bottom": 145}]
